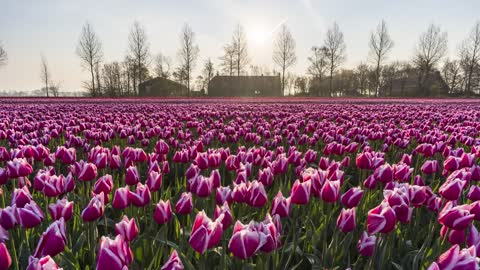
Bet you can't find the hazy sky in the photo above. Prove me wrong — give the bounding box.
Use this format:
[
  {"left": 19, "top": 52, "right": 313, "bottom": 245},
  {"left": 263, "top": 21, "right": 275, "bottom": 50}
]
[{"left": 1, "top": 0, "right": 479, "bottom": 92}]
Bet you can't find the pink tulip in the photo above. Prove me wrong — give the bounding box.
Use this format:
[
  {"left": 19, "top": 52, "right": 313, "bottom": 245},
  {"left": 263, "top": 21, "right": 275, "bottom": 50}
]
[
  {"left": 112, "top": 186, "right": 131, "bottom": 209},
  {"left": 214, "top": 202, "right": 233, "bottom": 229},
  {"left": 231, "top": 182, "right": 248, "bottom": 203},
  {"left": 64, "top": 172, "right": 75, "bottom": 193},
  {"left": 216, "top": 186, "right": 232, "bottom": 205},
  {"left": 93, "top": 175, "right": 114, "bottom": 197},
  {"left": 26, "top": 255, "right": 61, "bottom": 270},
  {"left": 341, "top": 187, "right": 363, "bottom": 208},
  {"left": 130, "top": 183, "right": 151, "bottom": 207},
  {"left": 161, "top": 250, "right": 184, "bottom": 270},
  {"left": 154, "top": 199, "right": 172, "bottom": 225},
  {"left": 258, "top": 167, "right": 274, "bottom": 186},
  {"left": 48, "top": 198, "right": 74, "bottom": 221},
  {"left": 11, "top": 186, "right": 32, "bottom": 207},
  {"left": 155, "top": 140, "right": 170, "bottom": 155},
  {"left": 290, "top": 179, "right": 311, "bottom": 205},
  {"left": 115, "top": 216, "right": 139, "bottom": 242},
  {"left": 373, "top": 163, "right": 393, "bottom": 183},
  {"left": 42, "top": 175, "right": 65, "bottom": 197},
  {"left": 146, "top": 171, "right": 163, "bottom": 192},
  {"left": 125, "top": 166, "right": 140, "bottom": 185},
  {"left": 357, "top": 231, "right": 376, "bottom": 257},
  {"left": 336, "top": 208, "right": 356, "bottom": 233},
  {"left": 393, "top": 163, "right": 413, "bottom": 182},
  {"left": 0, "top": 242, "right": 11, "bottom": 270},
  {"left": 421, "top": 160, "right": 439, "bottom": 175},
  {"left": 439, "top": 178, "right": 466, "bottom": 201},
  {"left": 175, "top": 192, "right": 193, "bottom": 215},
  {"left": 356, "top": 153, "right": 373, "bottom": 170},
  {"left": 367, "top": 202, "right": 396, "bottom": 234},
  {"left": 81, "top": 193, "right": 105, "bottom": 222},
  {"left": 246, "top": 180, "right": 268, "bottom": 207},
  {"left": 7, "top": 158, "right": 33, "bottom": 178},
  {"left": 468, "top": 185, "right": 480, "bottom": 201},
  {"left": 33, "top": 218, "right": 67, "bottom": 258},
  {"left": 444, "top": 156, "right": 461, "bottom": 172},
  {"left": 436, "top": 244, "right": 478, "bottom": 270},
  {"left": 320, "top": 180, "right": 341, "bottom": 203},
  {"left": 0, "top": 206, "right": 17, "bottom": 230},
  {"left": 189, "top": 211, "right": 223, "bottom": 254},
  {"left": 77, "top": 161, "right": 97, "bottom": 182},
  {"left": 109, "top": 154, "right": 122, "bottom": 169},
  {"left": 17, "top": 201, "right": 44, "bottom": 228},
  {"left": 228, "top": 222, "right": 267, "bottom": 259},
  {"left": 438, "top": 202, "right": 474, "bottom": 230},
  {"left": 96, "top": 235, "right": 133, "bottom": 270},
  {"left": 270, "top": 191, "right": 291, "bottom": 218}
]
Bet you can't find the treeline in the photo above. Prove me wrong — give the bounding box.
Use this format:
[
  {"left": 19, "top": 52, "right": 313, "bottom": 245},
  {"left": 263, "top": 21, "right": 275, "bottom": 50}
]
[{"left": 1, "top": 19, "right": 480, "bottom": 97}]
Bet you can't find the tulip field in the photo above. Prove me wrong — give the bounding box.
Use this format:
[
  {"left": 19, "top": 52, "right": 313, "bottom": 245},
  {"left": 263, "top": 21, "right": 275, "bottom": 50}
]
[{"left": 1, "top": 98, "right": 480, "bottom": 270}]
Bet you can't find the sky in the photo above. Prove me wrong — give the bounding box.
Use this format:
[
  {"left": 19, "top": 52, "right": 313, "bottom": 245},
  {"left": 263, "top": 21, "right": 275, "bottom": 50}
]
[{"left": 0, "top": 0, "right": 479, "bottom": 92}]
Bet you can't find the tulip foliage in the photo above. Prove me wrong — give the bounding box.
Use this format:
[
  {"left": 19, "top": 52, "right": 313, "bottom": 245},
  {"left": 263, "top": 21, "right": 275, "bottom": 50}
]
[{"left": 0, "top": 98, "right": 479, "bottom": 269}]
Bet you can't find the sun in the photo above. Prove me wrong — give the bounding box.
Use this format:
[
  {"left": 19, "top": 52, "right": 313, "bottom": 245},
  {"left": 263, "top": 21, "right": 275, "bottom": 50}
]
[{"left": 246, "top": 25, "right": 270, "bottom": 46}]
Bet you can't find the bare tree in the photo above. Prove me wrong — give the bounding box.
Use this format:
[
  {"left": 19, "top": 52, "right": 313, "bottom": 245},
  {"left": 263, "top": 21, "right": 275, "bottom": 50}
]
[
  {"left": 102, "top": 61, "right": 123, "bottom": 97},
  {"left": 76, "top": 22, "right": 103, "bottom": 97},
  {"left": 128, "top": 21, "right": 150, "bottom": 95},
  {"left": 442, "top": 59, "right": 463, "bottom": 94},
  {"left": 202, "top": 58, "right": 215, "bottom": 94},
  {"left": 273, "top": 24, "right": 297, "bottom": 94},
  {"left": 324, "top": 22, "right": 346, "bottom": 96},
  {"left": 231, "top": 24, "right": 249, "bottom": 76},
  {"left": 369, "top": 20, "right": 394, "bottom": 97},
  {"left": 0, "top": 42, "right": 7, "bottom": 67},
  {"left": 220, "top": 44, "right": 235, "bottom": 76},
  {"left": 40, "top": 55, "right": 50, "bottom": 97},
  {"left": 355, "top": 63, "right": 371, "bottom": 96},
  {"left": 50, "top": 81, "right": 61, "bottom": 97},
  {"left": 154, "top": 53, "right": 172, "bottom": 78},
  {"left": 413, "top": 24, "right": 448, "bottom": 96},
  {"left": 177, "top": 23, "right": 199, "bottom": 96},
  {"left": 459, "top": 21, "right": 480, "bottom": 95}
]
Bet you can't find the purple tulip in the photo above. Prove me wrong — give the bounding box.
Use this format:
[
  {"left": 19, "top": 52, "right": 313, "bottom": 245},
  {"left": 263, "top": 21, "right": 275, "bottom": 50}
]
[
  {"left": 115, "top": 216, "right": 139, "bottom": 242},
  {"left": 154, "top": 199, "right": 172, "bottom": 225}
]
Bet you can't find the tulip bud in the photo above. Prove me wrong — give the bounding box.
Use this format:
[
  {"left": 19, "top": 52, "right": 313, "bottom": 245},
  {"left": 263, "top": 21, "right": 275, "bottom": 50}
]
[
  {"left": 154, "top": 199, "right": 172, "bottom": 225},
  {"left": 48, "top": 198, "right": 74, "bottom": 221},
  {"left": 366, "top": 202, "right": 396, "bottom": 234},
  {"left": 17, "top": 201, "right": 45, "bottom": 228},
  {"left": 357, "top": 231, "right": 376, "bottom": 257},
  {"left": 161, "top": 250, "right": 184, "bottom": 270},
  {"left": 130, "top": 183, "right": 151, "bottom": 207},
  {"left": 96, "top": 235, "right": 133, "bottom": 270},
  {"left": 0, "top": 243, "right": 12, "bottom": 270},
  {"left": 33, "top": 218, "right": 67, "bottom": 258},
  {"left": 115, "top": 216, "right": 139, "bottom": 242},
  {"left": 216, "top": 186, "right": 232, "bottom": 205},
  {"left": 214, "top": 202, "right": 233, "bottom": 229},
  {"left": 270, "top": 191, "right": 291, "bottom": 218},
  {"left": 246, "top": 181, "right": 268, "bottom": 207},
  {"left": 439, "top": 178, "right": 466, "bottom": 201},
  {"left": 336, "top": 208, "right": 356, "bottom": 233},
  {"left": 125, "top": 166, "right": 140, "bottom": 185},
  {"left": 290, "top": 179, "right": 311, "bottom": 205},
  {"left": 146, "top": 171, "right": 163, "bottom": 192},
  {"left": 341, "top": 187, "right": 363, "bottom": 208},
  {"left": 112, "top": 186, "right": 131, "bottom": 209},
  {"left": 81, "top": 193, "right": 105, "bottom": 222},
  {"left": 189, "top": 211, "right": 223, "bottom": 254},
  {"left": 175, "top": 192, "right": 193, "bottom": 215},
  {"left": 320, "top": 180, "right": 341, "bottom": 203}
]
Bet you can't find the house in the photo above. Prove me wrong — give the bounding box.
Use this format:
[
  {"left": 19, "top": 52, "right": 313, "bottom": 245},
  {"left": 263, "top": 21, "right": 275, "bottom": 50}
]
[
  {"left": 208, "top": 75, "right": 282, "bottom": 97},
  {"left": 138, "top": 77, "right": 188, "bottom": 97}
]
